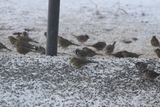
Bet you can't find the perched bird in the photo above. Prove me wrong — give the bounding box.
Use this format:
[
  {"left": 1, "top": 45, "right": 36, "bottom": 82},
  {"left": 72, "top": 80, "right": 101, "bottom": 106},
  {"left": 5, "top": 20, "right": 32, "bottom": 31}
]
[
  {"left": 105, "top": 41, "right": 116, "bottom": 55},
  {"left": 16, "top": 35, "right": 38, "bottom": 43},
  {"left": 135, "top": 62, "right": 148, "bottom": 73},
  {"left": 58, "top": 36, "right": 79, "bottom": 48},
  {"left": 82, "top": 47, "right": 102, "bottom": 57},
  {"left": 75, "top": 49, "right": 88, "bottom": 59},
  {"left": 35, "top": 46, "right": 45, "bottom": 55},
  {"left": 71, "top": 57, "right": 98, "bottom": 68},
  {"left": 72, "top": 34, "right": 89, "bottom": 43},
  {"left": 15, "top": 41, "right": 34, "bottom": 55},
  {"left": 154, "top": 48, "right": 160, "bottom": 58},
  {"left": 88, "top": 42, "right": 106, "bottom": 51},
  {"left": 143, "top": 69, "right": 160, "bottom": 81},
  {"left": 0, "top": 42, "right": 12, "bottom": 51},
  {"left": 8, "top": 36, "right": 35, "bottom": 49},
  {"left": 122, "top": 50, "right": 142, "bottom": 58},
  {"left": 150, "top": 36, "right": 160, "bottom": 47}
]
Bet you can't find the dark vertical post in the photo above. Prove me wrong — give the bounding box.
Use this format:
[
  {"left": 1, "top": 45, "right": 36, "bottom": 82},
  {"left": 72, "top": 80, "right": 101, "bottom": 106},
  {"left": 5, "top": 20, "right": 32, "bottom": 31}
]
[{"left": 46, "top": 0, "right": 60, "bottom": 56}]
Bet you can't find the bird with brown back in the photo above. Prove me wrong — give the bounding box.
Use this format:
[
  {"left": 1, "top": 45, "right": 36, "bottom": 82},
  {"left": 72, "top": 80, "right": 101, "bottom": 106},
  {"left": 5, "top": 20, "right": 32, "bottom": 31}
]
[
  {"left": 82, "top": 47, "right": 103, "bottom": 57},
  {"left": 150, "top": 36, "right": 160, "bottom": 47},
  {"left": 15, "top": 41, "right": 34, "bottom": 55},
  {"left": 143, "top": 69, "right": 160, "bottom": 81},
  {"left": 71, "top": 57, "right": 98, "bottom": 68},
  {"left": 154, "top": 48, "right": 160, "bottom": 58},
  {"left": 58, "top": 36, "right": 79, "bottom": 48},
  {"left": 72, "top": 34, "right": 89, "bottom": 44},
  {"left": 16, "top": 35, "right": 38, "bottom": 43},
  {"left": 87, "top": 42, "right": 106, "bottom": 51}
]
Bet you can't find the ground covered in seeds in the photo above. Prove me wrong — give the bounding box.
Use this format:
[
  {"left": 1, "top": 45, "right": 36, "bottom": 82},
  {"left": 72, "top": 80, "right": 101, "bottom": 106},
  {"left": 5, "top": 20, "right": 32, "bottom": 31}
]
[
  {"left": 0, "top": 0, "right": 160, "bottom": 106},
  {"left": 0, "top": 54, "right": 160, "bottom": 106}
]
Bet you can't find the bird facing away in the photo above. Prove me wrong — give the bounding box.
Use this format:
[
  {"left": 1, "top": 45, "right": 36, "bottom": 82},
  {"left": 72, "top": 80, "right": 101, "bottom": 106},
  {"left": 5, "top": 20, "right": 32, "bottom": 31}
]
[
  {"left": 70, "top": 57, "right": 98, "bottom": 68},
  {"left": 88, "top": 42, "right": 106, "bottom": 51},
  {"left": 135, "top": 62, "right": 148, "bottom": 73},
  {"left": 122, "top": 50, "right": 142, "bottom": 58},
  {"left": 72, "top": 34, "right": 89, "bottom": 43},
  {"left": 0, "top": 42, "right": 12, "bottom": 51},
  {"left": 154, "top": 48, "right": 160, "bottom": 58},
  {"left": 143, "top": 69, "right": 160, "bottom": 81},
  {"left": 58, "top": 36, "right": 79, "bottom": 48},
  {"left": 105, "top": 41, "right": 116, "bottom": 55},
  {"left": 35, "top": 46, "right": 45, "bottom": 55},
  {"left": 15, "top": 41, "right": 34, "bottom": 55},
  {"left": 82, "top": 47, "right": 103, "bottom": 57},
  {"left": 75, "top": 49, "right": 88, "bottom": 59},
  {"left": 150, "top": 36, "right": 160, "bottom": 47},
  {"left": 16, "top": 35, "right": 38, "bottom": 43}
]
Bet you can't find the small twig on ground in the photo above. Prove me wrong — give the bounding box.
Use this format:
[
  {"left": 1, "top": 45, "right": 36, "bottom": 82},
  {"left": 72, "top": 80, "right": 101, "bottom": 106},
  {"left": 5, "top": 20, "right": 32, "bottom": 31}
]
[
  {"left": 112, "top": 2, "right": 128, "bottom": 15},
  {"left": 89, "top": 0, "right": 101, "bottom": 15}
]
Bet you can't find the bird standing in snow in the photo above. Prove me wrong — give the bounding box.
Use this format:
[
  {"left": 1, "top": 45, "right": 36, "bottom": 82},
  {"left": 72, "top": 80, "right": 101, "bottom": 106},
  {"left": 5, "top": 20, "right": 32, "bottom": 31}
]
[
  {"left": 58, "top": 36, "right": 79, "bottom": 48},
  {"left": 105, "top": 41, "right": 116, "bottom": 55},
  {"left": 150, "top": 36, "right": 160, "bottom": 47},
  {"left": 72, "top": 34, "right": 89, "bottom": 44},
  {"left": 87, "top": 42, "right": 106, "bottom": 51}
]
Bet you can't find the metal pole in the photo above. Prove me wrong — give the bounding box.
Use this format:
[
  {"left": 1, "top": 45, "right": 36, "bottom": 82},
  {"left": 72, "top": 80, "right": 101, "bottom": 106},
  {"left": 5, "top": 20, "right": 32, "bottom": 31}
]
[{"left": 46, "top": 0, "right": 60, "bottom": 56}]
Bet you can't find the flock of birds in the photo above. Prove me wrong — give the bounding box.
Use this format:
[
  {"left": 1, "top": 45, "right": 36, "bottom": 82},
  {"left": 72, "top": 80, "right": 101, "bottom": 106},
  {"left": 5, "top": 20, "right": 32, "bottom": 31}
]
[
  {"left": 0, "top": 31, "right": 160, "bottom": 80},
  {"left": 58, "top": 34, "right": 160, "bottom": 81},
  {"left": 0, "top": 31, "right": 45, "bottom": 55}
]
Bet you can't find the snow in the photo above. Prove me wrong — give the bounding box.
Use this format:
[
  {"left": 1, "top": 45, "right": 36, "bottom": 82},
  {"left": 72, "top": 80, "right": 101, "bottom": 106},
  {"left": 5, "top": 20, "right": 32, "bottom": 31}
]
[{"left": 0, "top": 0, "right": 160, "bottom": 106}]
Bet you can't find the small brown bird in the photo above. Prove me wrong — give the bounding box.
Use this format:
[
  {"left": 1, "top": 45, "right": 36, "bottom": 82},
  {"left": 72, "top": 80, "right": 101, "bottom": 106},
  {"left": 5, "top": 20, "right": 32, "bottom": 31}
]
[
  {"left": 88, "top": 42, "right": 106, "bottom": 51},
  {"left": 111, "top": 51, "right": 124, "bottom": 58},
  {"left": 82, "top": 47, "right": 102, "bottom": 57},
  {"left": 15, "top": 41, "right": 34, "bottom": 55},
  {"left": 35, "top": 46, "right": 45, "bottom": 55},
  {"left": 0, "top": 42, "right": 12, "bottom": 51},
  {"left": 72, "top": 34, "right": 89, "bottom": 43},
  {"left": 8, "top": 36, "right": 35, "bottom": 49},
  {"left": 58, "top": 36, "right": 79, "bottom": 48},
  {"left": 75, "top": 49, "right": 88, "bottom": 59},
  {"left": 71, "top": 57, "right": 98, "bottom": 68},
  {"left": 16, "top": 35, "right": 38, "bottom": 43},
  {"left": 150, "top": 36, "right": 160, "bottom": 47},
  {"left": 105, "top": 41, "right": 116, "bottom": 55},
  {"left": 154, "top": 48, "right": 160, "bottom": 58},
  {"left": 122, "top": 50, "right": 142, "bottom": 58},
  {"left": 135, "top": 62, "right": 148, "bottom": 73},
  {"left": 143, "top": 69, "right": 160, "bottom": 80}
]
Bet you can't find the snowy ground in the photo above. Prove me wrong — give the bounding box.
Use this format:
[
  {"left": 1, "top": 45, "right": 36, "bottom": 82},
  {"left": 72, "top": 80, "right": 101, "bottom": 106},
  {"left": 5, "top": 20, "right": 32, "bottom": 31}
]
[{"left": 0, "top": 0, "right": 160, "bottom": 106}]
